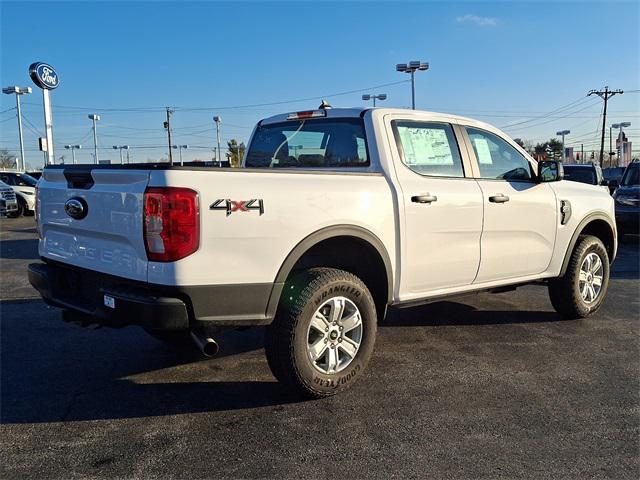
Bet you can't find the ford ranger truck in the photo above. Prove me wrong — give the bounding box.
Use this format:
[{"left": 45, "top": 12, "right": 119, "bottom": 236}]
[{"left": 29, "top": 107, "right": 617, "bottom": 398}]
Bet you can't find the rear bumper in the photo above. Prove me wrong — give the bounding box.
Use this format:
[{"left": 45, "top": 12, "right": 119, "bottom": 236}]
[{"left": 28, "top": 261, "right": 280, "bottom": 330}]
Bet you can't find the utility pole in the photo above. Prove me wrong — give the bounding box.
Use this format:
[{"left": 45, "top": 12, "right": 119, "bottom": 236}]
[
  {"left": 213, "top": 116, "right": 222, "bottom": 167},
  {"left": 165, "top": 107, "right": 174, "bottom": 165},
  {"left": 581, "top": 144, "right": 584, "bottom": 164},
  {"left": 588, "top": 86, "right": 623, "bottom": 165},
  {"left": 88, "top": 114, "right": 100, "bottom": 164}
]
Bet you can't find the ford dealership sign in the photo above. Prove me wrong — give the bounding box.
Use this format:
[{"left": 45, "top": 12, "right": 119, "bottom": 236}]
[{"left": 29, "top": 62, "right": 59, "bottom": 90}]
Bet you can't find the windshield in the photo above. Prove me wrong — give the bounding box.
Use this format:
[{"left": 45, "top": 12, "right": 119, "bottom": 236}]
[
  {"left": 621, "top": 164, "right": 639, "bottom": 186},
  {"left": 563, "top": 167, "right": 597, "bottom": 185},
  {"left": 245, "top": 118, "right": 369, "bottom": 168}
]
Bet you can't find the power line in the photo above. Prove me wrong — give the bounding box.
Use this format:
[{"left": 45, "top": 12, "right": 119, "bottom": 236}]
[
  {"left": 499, "top": 96, "right": 597, "bottom": 129},
  {"left": 20, "top": 80, "right": 410, "bottom": 114}
]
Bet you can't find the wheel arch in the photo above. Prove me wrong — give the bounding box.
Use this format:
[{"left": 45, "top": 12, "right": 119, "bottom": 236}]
[
  {"left": 265, "top": 225, "right": 393, "bottom": 321},
  {"left": 560, "top": 213, "right": 616, "bottom": 276}
]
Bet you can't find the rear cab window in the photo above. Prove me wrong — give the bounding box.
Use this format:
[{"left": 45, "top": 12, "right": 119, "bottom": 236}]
[{"left": 245, "top": 118, "right": 369, "bottom": 168}]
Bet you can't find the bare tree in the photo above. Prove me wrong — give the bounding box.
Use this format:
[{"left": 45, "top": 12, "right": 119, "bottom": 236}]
[{"left": 0, "top": 149, "right": 17, "bottom": 169}]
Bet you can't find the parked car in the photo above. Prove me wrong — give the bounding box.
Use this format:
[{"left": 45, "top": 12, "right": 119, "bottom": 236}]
[
  {"left": 0, "top": 170, "right": 37, "bottom": 217},
  {"left": 612, "top": 160, "right": 640, "bottom": 234},
  {"left": 562, "top": 163, "right": 609, "bottom": 192},
  {"left": 603, "top": 166, "right": 625, "bottom": 190},
  {"left": 0, "top": 180, "right": 19, "bottom": 217},
  {"left": 29, "top": 107, "right": 617, "bottom": 398},
  {"left": 27, "top": 171, "right": 43, "bottom": 180}
]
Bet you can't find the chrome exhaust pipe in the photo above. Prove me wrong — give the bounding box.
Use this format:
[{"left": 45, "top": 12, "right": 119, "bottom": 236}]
[{"left": 190, "top": 330, "right": 219, "bottom": 357}]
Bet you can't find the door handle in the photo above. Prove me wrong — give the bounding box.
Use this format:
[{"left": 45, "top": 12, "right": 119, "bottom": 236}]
[
  {"left": 489, "top": 194, "right": 510, "bottom": 203},
  {"left": 411, "top": 194, "right": 438, "bottom": 204}
]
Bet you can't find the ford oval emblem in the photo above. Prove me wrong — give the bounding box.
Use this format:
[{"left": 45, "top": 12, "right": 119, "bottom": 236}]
[
  {"left": 64, "top": 197, "right": 87, "bottom": 220},
  {"left": 29, "top": 62, "right": 60, "bottom": 90}
]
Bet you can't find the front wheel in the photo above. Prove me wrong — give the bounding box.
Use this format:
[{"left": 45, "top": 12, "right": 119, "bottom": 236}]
[
  {"left": 548, "top": 235, "right": 610, "bottom": 319},
  {"left": 265, "top": 268, "right": 377, "bottom": 398}
]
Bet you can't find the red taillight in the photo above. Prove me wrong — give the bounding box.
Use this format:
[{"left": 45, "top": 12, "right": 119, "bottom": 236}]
[{"left": 143, "top": 187, "right": 200, "bottom": 262}]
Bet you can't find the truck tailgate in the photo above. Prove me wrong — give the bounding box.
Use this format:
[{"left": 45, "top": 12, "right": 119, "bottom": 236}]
[{"left": 38, "top": 168, "right": 150, "bottom": 282}]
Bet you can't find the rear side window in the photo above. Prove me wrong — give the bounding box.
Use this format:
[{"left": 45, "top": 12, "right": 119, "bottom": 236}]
[
  {"left": 466, "top": 127, "right": 533, "bottom": 181},
  {"left": 392, "top": 121, "right": 464, "bottom": 177},
  {"left": 245, "top": 118, "right": 369, "bottom": 168}
]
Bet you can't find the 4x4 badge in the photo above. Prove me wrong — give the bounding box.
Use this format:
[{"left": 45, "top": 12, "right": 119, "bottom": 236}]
[{"left": 210, "top": 199, "right": 264, "bottom": 216}]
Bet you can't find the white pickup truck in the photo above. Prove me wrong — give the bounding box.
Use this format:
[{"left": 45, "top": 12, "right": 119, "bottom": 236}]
[{"left": 29, "top": 106, "right": 617, "bottom": 398}]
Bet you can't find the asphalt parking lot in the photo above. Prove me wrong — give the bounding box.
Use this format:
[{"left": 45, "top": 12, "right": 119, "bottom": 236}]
[{"left": 1, "top": 215, "right": 639, "bottom": 479}]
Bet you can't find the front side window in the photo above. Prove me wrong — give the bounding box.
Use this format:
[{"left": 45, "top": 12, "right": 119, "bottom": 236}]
[
  {"left": 245, "top": 118, "right": 369, "bottom": 168},
  {"left": 466, "top": 127, "right": 533, "bottom": 181},
  {"left": 393, "top": 121, "right": 464, "bottom": 177}
]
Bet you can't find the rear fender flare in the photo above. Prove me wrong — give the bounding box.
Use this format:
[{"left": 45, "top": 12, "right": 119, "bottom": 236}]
[{"left": 265, "top": 225, "right": 393, "bottom": 319}]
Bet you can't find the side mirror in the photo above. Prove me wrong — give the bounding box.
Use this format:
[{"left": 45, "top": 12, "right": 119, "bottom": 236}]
[{"left": 538, "top": 160, "right": 564, "bottom": 182}]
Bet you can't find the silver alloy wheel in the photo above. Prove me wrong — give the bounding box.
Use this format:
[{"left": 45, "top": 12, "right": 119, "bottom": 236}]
[
  {"left": 306, "top": 296, "right": 363, "bottom": 374},
  {"left": 579, "top": 252, "right": 604, "bottom": 304}
]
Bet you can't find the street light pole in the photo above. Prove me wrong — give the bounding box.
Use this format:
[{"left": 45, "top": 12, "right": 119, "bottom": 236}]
[
  {"left": 396, "top": 61, "right": 429, "bottom": 109},
  {"left": 88, "top": 114, "right": 100, "bottom": 164},
  {"left": 172, "top": 145, "right": 188, "bottom": 166},
  {"left": 362, "top": 94, "right": 387, "bottom": 107},
  {"left": 213, "top": 116, "right": 222, "bottom": 167},
  {"left": 3, "top": 86, "right": 32, "bottom": 171},
  {"left": 556, "top": 130, "right": 570, "bottom": 162},
  {"left": 65, "top": 145, "right": 81, "bottom": 164},
  {"left": 112, "top": 145, "right": 130, "bottom": 165}
]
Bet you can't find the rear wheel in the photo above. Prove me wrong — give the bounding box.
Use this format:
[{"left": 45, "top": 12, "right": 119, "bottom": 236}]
[
  {"left": 548, "top": 235, "right": 610, "bottom": 319},
  {"left": 265, "top": 268, "right": 377, "bottom": 398}
]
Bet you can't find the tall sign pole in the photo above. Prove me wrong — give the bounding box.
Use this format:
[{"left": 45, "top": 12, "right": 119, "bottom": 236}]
[{"left": 29, "top": 62, "right": 59, "bottom": 166}]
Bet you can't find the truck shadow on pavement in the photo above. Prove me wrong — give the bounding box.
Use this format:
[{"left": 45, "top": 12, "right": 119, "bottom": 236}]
[
  {"left": 385, "top": 301, "right": 564, "bottom": 327},
  {"left": 0, "top": 239, "right": 39, "bottom": 260},
  {"left": 1, "top": 298, "right": 571, "bottom": 424}
]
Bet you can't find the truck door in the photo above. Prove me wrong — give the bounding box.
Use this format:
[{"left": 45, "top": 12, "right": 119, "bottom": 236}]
[
  {"left": 385, "top": 116, "right": 484, "bottom": 301},
  {"left": 461, "top": 126, "right": 557, "bottom": 283}
]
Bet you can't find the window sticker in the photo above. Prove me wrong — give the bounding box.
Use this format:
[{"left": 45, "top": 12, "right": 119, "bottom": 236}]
[
  {"left": 473, "top": 137, "right": 493, "bottom": 164},
  {"left": 398, "top": 127, "right": 454, "bottom": 165}
]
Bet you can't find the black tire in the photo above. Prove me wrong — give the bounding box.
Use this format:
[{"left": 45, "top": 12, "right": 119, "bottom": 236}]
[
  {"left": 7, "top": 201, "right": 22, "bottom": 218},
  {"left": 548, "top": 235, "right": 610, "bottom": 319},
  {"left": 144, "top": 328, "right": 192, "bottom": 348},
  {"left": 265, "top": 267, "right": 377, "bottom": 399}
]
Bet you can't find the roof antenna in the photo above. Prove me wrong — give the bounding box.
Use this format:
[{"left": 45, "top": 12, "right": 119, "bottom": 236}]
[{"left": 319, "top": 100, "right": 332, "bottom": 110}]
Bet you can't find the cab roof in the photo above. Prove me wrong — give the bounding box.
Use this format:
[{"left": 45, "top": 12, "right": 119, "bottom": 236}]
[{"left": 260, "top": 107, "right": 503, "bottom": 134}]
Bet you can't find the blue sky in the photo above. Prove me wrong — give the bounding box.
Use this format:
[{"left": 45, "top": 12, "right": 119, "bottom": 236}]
[{"left": 1, "top": 0, "right": 638, "bottom": 168}]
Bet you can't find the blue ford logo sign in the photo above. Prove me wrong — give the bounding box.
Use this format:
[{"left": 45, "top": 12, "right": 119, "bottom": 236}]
[
  {"left": 64, "top": 197, "right": 87, "bottom": 220},
  {"left": 29, "top": 62, "right": 60, "bottom": 90}
]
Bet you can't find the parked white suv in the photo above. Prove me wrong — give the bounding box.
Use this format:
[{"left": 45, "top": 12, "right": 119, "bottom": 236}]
[
  {"left": 0, "top": 170, "right": 37, "bottom": 217},
  {"left": 29, "top": 107, "right": 617, "bottom": 397}
]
